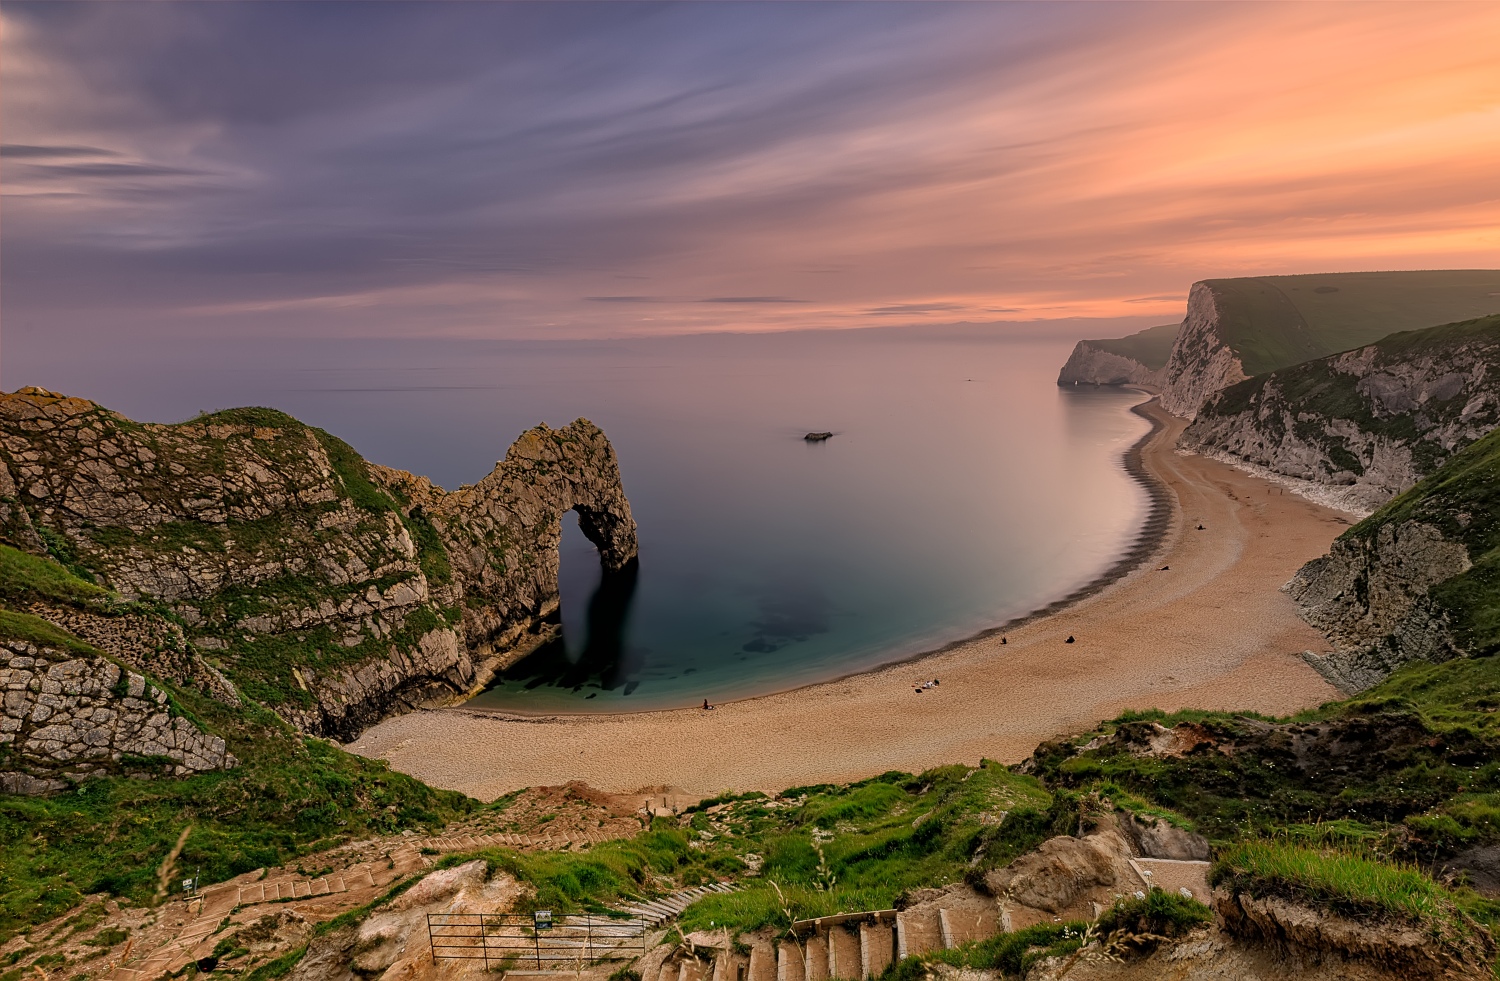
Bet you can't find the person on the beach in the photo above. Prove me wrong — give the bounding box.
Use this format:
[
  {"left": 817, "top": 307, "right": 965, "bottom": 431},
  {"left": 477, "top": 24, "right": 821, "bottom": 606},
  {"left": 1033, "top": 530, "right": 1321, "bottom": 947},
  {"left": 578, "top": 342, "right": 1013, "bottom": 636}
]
[{"left": 702, "top": 698, "right": 713, "bottom": 710}]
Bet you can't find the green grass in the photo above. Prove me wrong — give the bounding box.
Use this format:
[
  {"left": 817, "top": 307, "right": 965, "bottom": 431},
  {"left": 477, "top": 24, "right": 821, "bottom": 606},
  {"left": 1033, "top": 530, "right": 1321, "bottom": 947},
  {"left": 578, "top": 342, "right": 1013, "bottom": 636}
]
[
  {"left": 1032, "top": 669, "right": 1500, "bottom": 869},
  {"left": 0, "top": 699, "right": 475, "bottom": 944},
  {"left": 458, "top": 827, "right": 708, "bottom": 914},
  {"left": 241, "top": 944, "right": 307, "bottom": 980},
  {"left": 0, "top": 544, "right": 112, "bottom": 608},
  {"left": 1088, "top": 323, "right": 1180, "bottom": 370},
  {"left": 634, "top": 766, "right": 1057, "bottom": 934},
  {"left": 1213, "top": 839, "right": 1458, "bottom": 925},
  {"left": 312, "top": 429, "right": 400, "bottom": 514},
  {"left": 1095, "top": 888, "right": 1212, "bottom": 937},
  {"left": 0, "top": 609, "right": 98, "bottom": 654},
  {"left": 1208, "top": 270, "right": 1500, "bottom": 375},
  {"left": 384, "top": 763, "right": 1065, "bottom": 941}
]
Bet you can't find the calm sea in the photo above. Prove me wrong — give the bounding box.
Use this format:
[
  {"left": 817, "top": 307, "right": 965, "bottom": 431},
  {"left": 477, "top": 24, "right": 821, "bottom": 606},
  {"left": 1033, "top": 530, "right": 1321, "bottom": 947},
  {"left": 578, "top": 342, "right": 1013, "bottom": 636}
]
[{"left": 11, "top": 328, "right": 1150, "bottom": 712}]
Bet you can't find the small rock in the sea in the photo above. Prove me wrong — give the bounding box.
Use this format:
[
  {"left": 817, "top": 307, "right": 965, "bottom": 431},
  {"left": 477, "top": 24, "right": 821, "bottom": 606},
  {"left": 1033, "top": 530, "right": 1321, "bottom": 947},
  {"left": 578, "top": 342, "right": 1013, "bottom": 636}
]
[{"left": 804, "top": 431, "right": 834, "bottom": 441}]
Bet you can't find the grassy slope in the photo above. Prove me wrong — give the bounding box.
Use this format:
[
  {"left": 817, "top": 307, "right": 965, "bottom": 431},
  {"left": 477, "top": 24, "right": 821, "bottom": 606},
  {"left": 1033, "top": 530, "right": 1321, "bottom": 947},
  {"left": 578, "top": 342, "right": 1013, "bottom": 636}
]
[
  {"left": 430, "top": 763, "right": 1062, "bottom": 930},
  {"left": 1207, "top": 269, "right": 1500, "bottom": 375},
  {"left": 0, "top": 546, "right": 477, "bottom": 944},
  {"left": 1087, "top": 323, "right": 1180, "bottom": 370},
  {"left": 410, "top": 690, "right": 1495, "bottom": 974}
]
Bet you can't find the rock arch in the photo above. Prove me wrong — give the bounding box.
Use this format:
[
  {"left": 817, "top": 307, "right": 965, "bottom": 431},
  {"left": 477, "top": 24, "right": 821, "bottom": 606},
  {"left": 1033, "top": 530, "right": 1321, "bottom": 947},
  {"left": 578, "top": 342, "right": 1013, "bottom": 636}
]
[{"left": 424, "top": 419, "right": 639, "bottom": 666}]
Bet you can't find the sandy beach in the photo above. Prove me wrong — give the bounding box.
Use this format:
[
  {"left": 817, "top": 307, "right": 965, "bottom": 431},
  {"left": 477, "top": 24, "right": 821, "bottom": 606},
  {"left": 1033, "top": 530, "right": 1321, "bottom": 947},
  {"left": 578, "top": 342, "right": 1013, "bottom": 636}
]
[{"left": 349, "top": 397, "right": 1346, "bottom": 801}]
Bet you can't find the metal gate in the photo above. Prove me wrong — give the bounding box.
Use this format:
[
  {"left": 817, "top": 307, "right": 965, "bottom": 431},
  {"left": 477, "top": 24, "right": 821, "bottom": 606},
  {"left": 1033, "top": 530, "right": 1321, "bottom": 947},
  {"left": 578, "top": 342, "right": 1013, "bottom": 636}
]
[{"left": 427, "top": 912, "right": 648, "bottom": 968}]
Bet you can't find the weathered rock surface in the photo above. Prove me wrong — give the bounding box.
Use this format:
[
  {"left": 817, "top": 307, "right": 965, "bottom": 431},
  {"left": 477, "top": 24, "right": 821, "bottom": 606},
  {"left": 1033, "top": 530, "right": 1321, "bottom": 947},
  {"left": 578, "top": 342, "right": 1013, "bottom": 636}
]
[
  {"left": 1110, "top": 811, "right": 1211, "bottom": 861},
  {"left": 1056, "top": 343, "right": 1163, "bottom": 387},
  {"left": 372, "top": 419, "right": 637, "bottom": 665},
  {"left": 0, "top": 387, "right": 637, "bottom": 740},
  {"left": 1287, "top": 520, "right": 1471, "bottom": 691},
  {"left": 1284, "top": 419, "right": 1500, "bottom": 691},
  {"left": 981, "top": 831, "right": 1139, "bottom": 914},
  {"left": 31, "top": 601, "right": 244, "bottom": 707},
  {"left": 0, "top": 637, "right": 235, "bottom": 794},
  {"left": 1214, "top": 888, "right": 1494, "bottom": 980},
  {"left": 1159, "top": 283, "right": 1250, "bottom": 420},
  {"left": 1183, "top": 316, "right": 1500, "bottom": 514}
]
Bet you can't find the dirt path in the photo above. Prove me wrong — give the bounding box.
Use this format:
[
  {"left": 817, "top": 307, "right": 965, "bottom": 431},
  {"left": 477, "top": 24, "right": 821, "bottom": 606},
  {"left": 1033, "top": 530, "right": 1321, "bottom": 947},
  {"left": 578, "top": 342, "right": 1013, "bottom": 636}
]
[{"left": 350, "top": 399, "right": 1344, "bottom": 801}]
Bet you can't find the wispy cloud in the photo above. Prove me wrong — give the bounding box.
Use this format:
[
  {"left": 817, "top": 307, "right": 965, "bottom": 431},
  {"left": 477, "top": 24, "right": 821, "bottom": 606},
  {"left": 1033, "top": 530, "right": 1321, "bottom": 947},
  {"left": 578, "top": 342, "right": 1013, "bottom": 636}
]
[
  {"left": 2, "top": 3, "right": 1496, "bottom": 343},
  {"left": 1, "top": 143, "right": 121, "bottom": 158},
  {"left": 867, "top": 303, "right": 967, "bottom": 316},
  {"left": 700, "top": 296, "right": 809, "bottom": 304}
]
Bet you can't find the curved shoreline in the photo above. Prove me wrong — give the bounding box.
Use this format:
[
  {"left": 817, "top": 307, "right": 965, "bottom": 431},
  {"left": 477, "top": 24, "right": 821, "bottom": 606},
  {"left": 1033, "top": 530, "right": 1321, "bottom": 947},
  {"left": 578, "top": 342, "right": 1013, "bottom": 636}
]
[
  {"left": 349, "top": 399, "right": 1345, "bottom": 800},
  {"left": 457, "top": 391, "right": 1173, "bottom": 721}
]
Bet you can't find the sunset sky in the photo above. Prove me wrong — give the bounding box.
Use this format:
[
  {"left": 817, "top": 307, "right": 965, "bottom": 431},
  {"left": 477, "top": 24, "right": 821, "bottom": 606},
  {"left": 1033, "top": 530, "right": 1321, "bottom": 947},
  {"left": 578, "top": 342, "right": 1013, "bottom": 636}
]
[{"left": 3, "top": 2, "right": 1498, "bottom": 345}]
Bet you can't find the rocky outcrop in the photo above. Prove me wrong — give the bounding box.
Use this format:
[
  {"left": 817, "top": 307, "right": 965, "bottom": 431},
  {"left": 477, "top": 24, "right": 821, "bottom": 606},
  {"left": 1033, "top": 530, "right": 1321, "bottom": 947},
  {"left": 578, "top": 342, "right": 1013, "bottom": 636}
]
[
  {"left": 373, "top": 420, "right": 637, "bottom": 664},
  {"left": 1183, "top": 316, "right": 1500, "bottom": 514},
  {"left": 981, "top": 831, "right": 1139, "bottom": 914},
  {"left": 1285, "top": 420, "right": 1500, "bottom": 691},
  {"left": 30, "top": 601, "right": 243, "bottom": 707},
  {"left": 0, "top": 387, "right": 637, "bottom": 739},
  {"left": 1214, "top": 889, "right": 1494, "bottom": 980},
  {"left": 1159, "top": 283, "right": 1249, "bottom": 420},
  {"left": 1057, "top": 323, "right": 1179, "bottom": 388},
  {"left": 1287, "top": 520, "right": 1471, "bottom": 691},
  {"left": 1, "top": 637, "right": 235, "bottom": 794},
  {"left": 1057, "top": 343, "right": 1163, "bottom": 387}
]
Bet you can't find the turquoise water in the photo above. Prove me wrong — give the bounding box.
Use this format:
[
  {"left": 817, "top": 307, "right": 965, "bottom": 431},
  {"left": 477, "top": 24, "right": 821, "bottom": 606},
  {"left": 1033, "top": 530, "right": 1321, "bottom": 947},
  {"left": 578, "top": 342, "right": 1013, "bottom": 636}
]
[{"left": 10, "top": 327, "right": 1150, "bottom": 713}]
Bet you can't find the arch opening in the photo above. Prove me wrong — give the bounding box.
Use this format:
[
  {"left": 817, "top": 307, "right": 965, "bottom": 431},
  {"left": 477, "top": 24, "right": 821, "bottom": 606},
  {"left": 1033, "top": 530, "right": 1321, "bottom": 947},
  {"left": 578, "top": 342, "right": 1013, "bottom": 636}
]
[{"left": 499, "top": 508, "right": 641, "bottom": 695}]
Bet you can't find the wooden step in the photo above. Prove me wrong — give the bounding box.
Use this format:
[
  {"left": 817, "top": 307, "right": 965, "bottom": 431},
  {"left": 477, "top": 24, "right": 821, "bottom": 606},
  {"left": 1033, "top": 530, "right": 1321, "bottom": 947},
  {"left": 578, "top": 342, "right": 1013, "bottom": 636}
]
[
  {"left": 859, "top": 922, "right": 894, "bottom": 979},
  {"left": 826, "top": 925, "right": 860, "bottom": 979},
  {"left": 803, "top": 935, "right": 829, "bottom": 981},
  {"left": 895, "top": 910, "right": 941, "bottom": 960},
  {"left": 938, "top": 908, "right": 994, "bottom": 949},
  {"left": 776, "top": 941, "right": 805, "bottom": 981},
  {"left": 747, "top": 943, "right": 777, "bottom": 981}
]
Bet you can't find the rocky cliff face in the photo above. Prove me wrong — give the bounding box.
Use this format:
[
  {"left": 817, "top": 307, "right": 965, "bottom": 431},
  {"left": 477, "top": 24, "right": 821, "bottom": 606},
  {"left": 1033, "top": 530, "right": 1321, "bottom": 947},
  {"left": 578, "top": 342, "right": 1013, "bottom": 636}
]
[
  {"left": 1159, "top": 283, "right": 1249, "bottom": 420},
  {"left": 1, "top": 636, "right": 236, "bottom": 795},
  {"left": 1286, "top": 520, "right": 1472, "bottom": 691},
  {"left": 371, "top": 421, "right": 636, "bottom": 665},
  {"left": 0, "top": 387, "right": 636, "bottom": 739},
  {"left": 1285, "top": 423, "right": 1500, "bottom": 691},
  {"left": 1056, "top": 343, "right": 1163, "bottom": 387},
  {"left": 1182, "top": 316, "right": 1500, "bottom": 515}
]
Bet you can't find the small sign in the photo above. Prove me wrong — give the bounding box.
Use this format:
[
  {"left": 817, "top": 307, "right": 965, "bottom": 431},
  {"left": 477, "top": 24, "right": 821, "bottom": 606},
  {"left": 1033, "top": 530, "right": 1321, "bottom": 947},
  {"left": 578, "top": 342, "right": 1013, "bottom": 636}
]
[
  {"left": 182, "top": 877, "right": 198, "bottom": 893},
  {"left": 533, "top": 910, "right": 553, "bottom": 931}
]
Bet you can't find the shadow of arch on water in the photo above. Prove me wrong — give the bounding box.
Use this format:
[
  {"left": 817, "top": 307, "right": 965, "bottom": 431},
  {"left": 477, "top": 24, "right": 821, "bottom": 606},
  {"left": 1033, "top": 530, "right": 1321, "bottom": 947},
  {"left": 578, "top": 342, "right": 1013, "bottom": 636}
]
[{"left": 498, "top": 556, "right": 645, "bottom": 695}]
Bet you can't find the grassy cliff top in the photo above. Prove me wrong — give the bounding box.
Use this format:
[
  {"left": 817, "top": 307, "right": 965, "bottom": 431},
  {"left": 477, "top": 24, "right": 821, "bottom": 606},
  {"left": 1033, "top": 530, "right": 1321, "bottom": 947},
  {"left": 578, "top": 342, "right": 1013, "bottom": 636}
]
[
  {"left": 1085, "top": 322, "right": 1180, "bottom": 370},
  {"left": 1204, "top": 269, "right": 1500, "bottom": 375}
]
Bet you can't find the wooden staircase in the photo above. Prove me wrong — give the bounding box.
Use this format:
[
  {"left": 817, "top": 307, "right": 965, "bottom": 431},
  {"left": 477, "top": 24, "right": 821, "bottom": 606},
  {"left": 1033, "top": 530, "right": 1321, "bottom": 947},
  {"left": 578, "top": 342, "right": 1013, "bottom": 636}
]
[
  {"left": 657, "top": 860, "right": 1212, "bottom": 981},
  {"left": 615, "top": 881, "right": 740, "bottom": 927}
]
